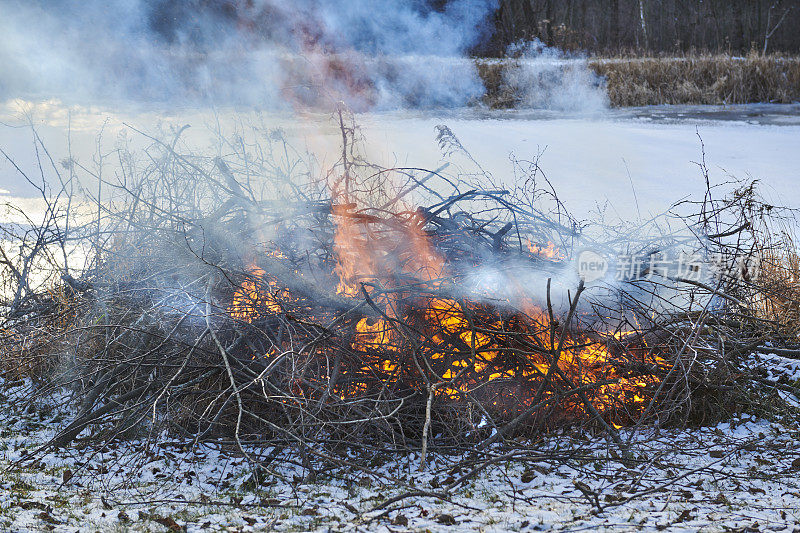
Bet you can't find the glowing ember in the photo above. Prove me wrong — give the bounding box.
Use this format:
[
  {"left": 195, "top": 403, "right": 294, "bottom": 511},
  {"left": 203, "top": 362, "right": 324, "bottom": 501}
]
[
  {"left": 229, "top": 266, "right": 283, "bottom": 322},
  {"left": 227, "top": 196, "right": 662, "bottom": 427},
  {"left": 526, "top": 240, "right": 566, "bottom": 260}
]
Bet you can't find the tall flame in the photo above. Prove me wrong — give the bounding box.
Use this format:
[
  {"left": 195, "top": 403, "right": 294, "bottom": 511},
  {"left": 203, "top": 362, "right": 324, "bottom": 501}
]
[{"left": 333, "top": 204, "right": 445, "bottom": 298}]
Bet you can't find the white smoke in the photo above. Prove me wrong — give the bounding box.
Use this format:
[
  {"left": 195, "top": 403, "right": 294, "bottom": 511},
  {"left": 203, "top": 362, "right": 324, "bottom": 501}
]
[
  {"left": 0, "top": 0, "right": 495, "bottom": 110},
  {"left": 0, "top": 1, "right": 608, "bottom": 113},
  {"left": 502, "top": 40, "right": 608, "bottom": 113}
]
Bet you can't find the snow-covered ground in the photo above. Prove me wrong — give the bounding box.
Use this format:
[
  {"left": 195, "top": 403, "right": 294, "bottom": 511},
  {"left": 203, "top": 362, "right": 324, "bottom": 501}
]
[
  {"left": 1, "top": 362, "right": 800, "bottom": 533},
  {"left": 1, "top": 101, "right": 799, "bottom": 223}
]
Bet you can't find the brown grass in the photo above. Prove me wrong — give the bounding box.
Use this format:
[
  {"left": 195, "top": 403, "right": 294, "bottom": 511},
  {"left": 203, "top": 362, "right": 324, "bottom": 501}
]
[
  {"left": 475, "top": 60, "right": 515, "bottom": 108},
  {"left": 0, "top": 285, "right": 83, "bottom": 381},
  {"left": 590, "top": 54, "right": 800, "bottom": 107},
  {"left": 476, "top": 54, "right": 800, "bottom": 108},
  {"left": 755, "top": 233, "right": 800, "bottom": 340}
]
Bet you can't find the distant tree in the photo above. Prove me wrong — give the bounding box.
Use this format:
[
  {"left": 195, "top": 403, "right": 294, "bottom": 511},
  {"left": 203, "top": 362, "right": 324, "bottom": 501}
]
[
  {"left": 479, "top": 0, "right": 800, "bottom": 56},
  {"left": 763, "top": 1, "right": 794, "bottom": 54}
]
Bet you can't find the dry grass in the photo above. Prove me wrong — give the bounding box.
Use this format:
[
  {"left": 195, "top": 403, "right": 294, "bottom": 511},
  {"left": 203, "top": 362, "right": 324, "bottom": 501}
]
[
  {"left": 477, "top": 54, "right": 800, "bottom": 108},
  {"left": 755, "top": 233, "right": 800, "bottom": 340},
  {"left": 475, "top": 60, "right": 511, "bottom": 108},
  {"left": 0, "top": 285, "right": 82, "bottom": 381},
  {"left": 590, "top": 54, "right": 800, "bottom": 107}
]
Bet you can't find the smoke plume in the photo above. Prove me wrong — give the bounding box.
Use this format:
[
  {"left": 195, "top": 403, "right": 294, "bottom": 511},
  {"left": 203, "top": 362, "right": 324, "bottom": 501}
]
[
  {"left": 0, "top": 0, "right": 495, "bottom": 110},
  {"left": 503, "top": 40, "right": 608, "bottom": 113},
  {"left": 1, "top": 0, "right": 607, "bottom": 112}
]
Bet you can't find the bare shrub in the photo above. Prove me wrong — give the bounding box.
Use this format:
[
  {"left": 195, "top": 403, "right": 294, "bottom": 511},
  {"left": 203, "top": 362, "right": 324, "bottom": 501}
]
[{"left": 0, "top": 114, "right": 796, "bottom": 478}]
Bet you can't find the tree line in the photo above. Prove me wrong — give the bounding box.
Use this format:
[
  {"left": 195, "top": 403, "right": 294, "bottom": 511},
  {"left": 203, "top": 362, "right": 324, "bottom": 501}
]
[{"left": 477, "top": 0, "right": 799, "bottom": 55}]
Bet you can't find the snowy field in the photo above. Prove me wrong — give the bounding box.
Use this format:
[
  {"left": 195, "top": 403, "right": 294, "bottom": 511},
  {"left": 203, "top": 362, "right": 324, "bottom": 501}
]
[{"left": 1, "top": 101, "right": 799, "bottom": 221}]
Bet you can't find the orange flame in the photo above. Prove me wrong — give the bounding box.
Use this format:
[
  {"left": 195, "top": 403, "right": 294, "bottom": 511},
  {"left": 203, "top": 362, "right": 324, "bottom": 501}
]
[
  {"left": 229, "top": 266, "right": 285, "bottom": 322},
  {"left": 227, "top": 199, "right": 661, "bottom": 426},
  {"left": 333, "top": 204, "right": 445, "bottom": 297},
  {"left": 526, "top": 239, "right": 566, "bottom": 260}
]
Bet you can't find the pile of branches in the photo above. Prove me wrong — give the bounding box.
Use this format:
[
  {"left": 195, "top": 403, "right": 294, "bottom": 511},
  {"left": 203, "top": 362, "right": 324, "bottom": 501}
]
[{"left": 0, "top": 114, "right": 796, "bottom": 471}]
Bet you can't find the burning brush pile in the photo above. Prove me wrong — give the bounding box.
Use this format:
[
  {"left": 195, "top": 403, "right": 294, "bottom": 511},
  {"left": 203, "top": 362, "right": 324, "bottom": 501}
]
[{"left": 0, "top": 113, "right": 796, "bottom": 470}]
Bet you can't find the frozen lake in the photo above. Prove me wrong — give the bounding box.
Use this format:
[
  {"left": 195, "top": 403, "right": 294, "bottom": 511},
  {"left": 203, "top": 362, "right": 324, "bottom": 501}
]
[{"left": 1, "top": 100, "right": 799, "bottom": 221}]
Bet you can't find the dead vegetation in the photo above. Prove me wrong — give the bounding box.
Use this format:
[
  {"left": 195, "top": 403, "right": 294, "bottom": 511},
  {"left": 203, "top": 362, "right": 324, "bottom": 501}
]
[
  {"left": 478, "top": 54, "right": 800, "bottom": 108},
  {"left": 0, "top": 113, "right": 798, "bottom": 487},
  {"left": 593, "top": 54, "right": 800, "bottom": 107}
]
